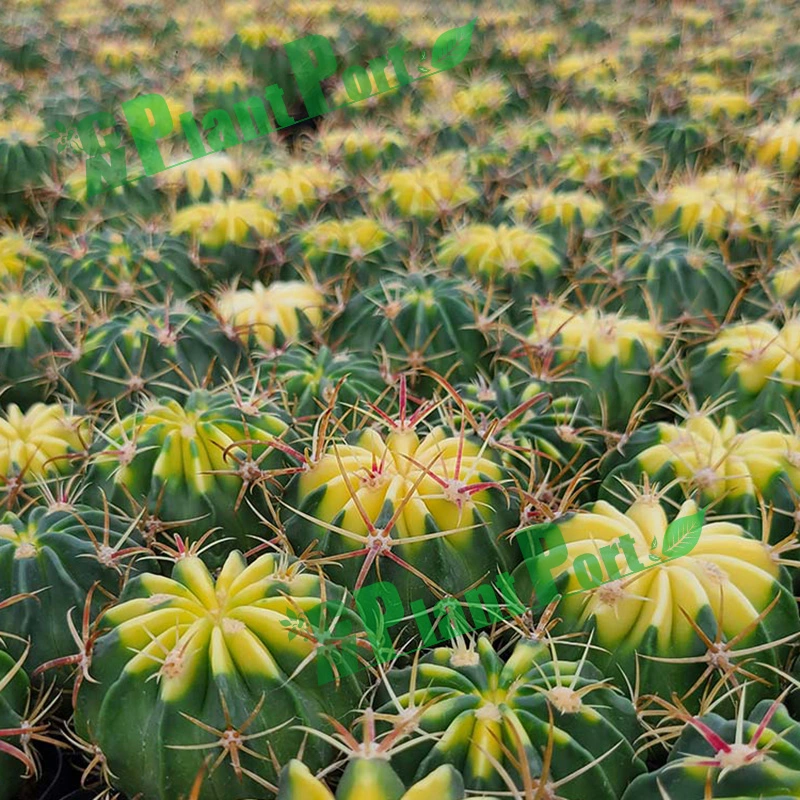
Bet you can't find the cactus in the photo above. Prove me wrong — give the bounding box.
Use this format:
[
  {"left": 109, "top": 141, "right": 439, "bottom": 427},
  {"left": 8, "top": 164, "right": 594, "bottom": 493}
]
[
  {"left": 75, "top": 550, "right": 370, "bottom": 800},
  {"left": 379, "top": 635, "right": 645, "bottom": 795},
  {"left": 88, "top": 388, "right": 297, "bottom": 564},
  {"left": 512, "top": 491, "right": 800, "bottom": 709}
]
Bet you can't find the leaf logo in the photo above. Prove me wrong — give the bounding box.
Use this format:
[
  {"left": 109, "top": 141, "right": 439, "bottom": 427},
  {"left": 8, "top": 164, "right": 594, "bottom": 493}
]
[
  {"left": 431, "top": 18, "right": 477, "bottom": 71},
  {"left": 279, "top": 608, "right": 307, "bottom": 641},
  {"left": 46, "top": 121, "right": 83, "bottom": 154},
  {"left": 647, "top": 535, "right": 661, "bottom": 562},
  {"left": 661, "top": 509, "right": 705, "bottom": 560}
]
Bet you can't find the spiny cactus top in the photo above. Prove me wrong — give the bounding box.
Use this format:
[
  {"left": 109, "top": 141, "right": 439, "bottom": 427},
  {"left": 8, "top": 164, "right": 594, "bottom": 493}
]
[
  {"left": 252, "top": 162, "right": 345, "bottom": 212},
  {"left": 602, "top": 413, "right": 800, "bottom": 542},
  {"left": 216, "top": 280, "right": 324, "bottom": 351},
  {"left": 285, "top": 422, "right": 518, "bottom": 604},
  {"left": 76, "top": 550, "right": 369, "bottom": 800},
  {"left": 380, "top": 635, "right": 645, "bottom": 795},
  {"left": 0, "top": 403, "right": 87, "bottom": 487},
  {"left": 89, "top": 389, "right": 296, "bottom": 560},
  {"left": 623, "top": 696, "right": 800, "bottom": 799},
  {"left": 513, "top": 496, "right": 799, "bottom": 707},
  {"left": 170, "top": 199, "right": 279, "bottom": 248}
]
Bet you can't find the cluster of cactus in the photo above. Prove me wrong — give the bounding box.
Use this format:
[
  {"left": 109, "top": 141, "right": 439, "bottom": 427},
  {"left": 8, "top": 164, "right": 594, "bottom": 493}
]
[{"left": 3, "top": 0, "right": 800, "bottom": 798}]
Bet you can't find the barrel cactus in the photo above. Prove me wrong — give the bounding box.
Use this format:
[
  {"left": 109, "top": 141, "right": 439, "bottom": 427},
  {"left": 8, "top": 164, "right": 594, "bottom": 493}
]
[
  {"left": 600, "top": 412, "right": 800, "bottom": 543},
  {"left": 215, "top": 280, "right": 325, "bottom": 354},
  {"left": 330, "top": 272, "right": 497, "bottom": 388},
  {"left": 456, "top": 371, "right": 602, "bottom": 481},
  {"left": 623, "top": 695, "right": 800, "bottom": 798},
  {"left": 521, "top": 301, "right": 666, "bottom": 430},
  {"left": 75, "top": 550, "right": 370, "bottom": 800},
  {"left": 0, "top": 504, "right": 142, "bottom": 675},
  {"left": 278, "top": 760, "right": 470, "bottom": 800},
  {"left": 379, "top": 634, "right": 646, "bottom": 795},
  {"left": 0, "top": 290, "right": 70, "bottom": 405},
  {"left": 437, "top": 223, "right": 562, "bottom": 294},
  {"left": 63, "top": 307, "right": 242, "bottom": 413},
  {"left": 283, "top": 402, "right": 518, "bottom": 606},
  {"left": 0, "top": 402, "right": 89, "bottom": 504},
  {"left": 52, "top": 227, "right": 203, "bottom": 309},
  {"left": 596, "top": 236, "right": 737, "bottom": 321},
  {"left": 512, "top": 492, "right": 799, "bottom": 709},
  {"left": 88, "top": 388, "right": 297, "bottom": 565},
  {"left": 269, "top": 344, "right": 388, "bottom": 420},
  {"left": 688, "top": 318, "right": 800, "bottom": 426}
]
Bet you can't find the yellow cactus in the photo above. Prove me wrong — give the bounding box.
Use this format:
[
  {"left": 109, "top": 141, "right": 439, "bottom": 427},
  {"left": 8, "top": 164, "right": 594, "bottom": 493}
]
[
  {"left": 236, "top": 22, "right": 291, "bottom": 47},
  {"left": 627, "top": 26, "right": 676, "bottom": 48},
  {"left": 437, "top": 223, "right": 559, "bottom": 279},
  {"left": 654, "top": 167, "right": 774, "bottom": 240},
  {"left": 319, "top": 126, "right": 405, "bottom": 162},
  {"left": 0, "top": 403, "right": 88, "bottom": 481},
  {"left": 557, "top": 144, "right": 648, "bottom": 184},
  {"left": 0, "top": 293, "right": 66, "bottom": 347},
  {"left": 0, "top": 113, "right": 43, "bottom": 144},
  {"left": 170, "top": 200, "right": 278, "bottom": 247},
  {"left": 772, "top": 251, "right": 800, "bottom": 299},
  {"left": 637, "top": 415, "right": 800, "bottom": 499},
  {"left": 552, "top": 51, "right": 620, "bottom": 83},
  {"left": 556, "top": 497, "right": 781, "bottom": 652},
  {"left": 0, "top": 234, "right": 44, "bottom": 281},
  {"left": 156, "top": 153, "right": 241, "bottom": 198},
  {"left": 216, "top": 280, "right": 324, "bottom": 350},
  {"left": 186, "top": 68, "right": 249, "bottom": 94},
  {"left": 253, "top": 163, "right": 344, "bottom": 212},
  {"left": 749, "top": 118, "right": 800, "bottom": 171},
  {"left": 705, "top": 319, "right": 800, "bottom": 392},
  {"left": 301, "top": 218, "right": 390, "bottom": 259},
  {"left": 547, "top": 109, "right": 618, "bottom": 139},
  {"left": 529, "top": 305, "right": 663, "bottom": 368},
  {"left": 499, "top": 29, "right": 557, "bottom": 61},
  {"left": 687, "top": 91, "right": 752, "bottom": 119},
  {"left": 505, "top": 187, "right": 605, "bottom": 226},
  {"left": 94, "top": 39, "right": 151, "bottom": 68},
  {"left": 449, "top": 77, "right": 509, "bottom": 118},
  {"left": 296, "top": 427, "right": 504, "bottom": 542},
  {"left": 381, "top": 159, "right": 477, "bottom": 218}
]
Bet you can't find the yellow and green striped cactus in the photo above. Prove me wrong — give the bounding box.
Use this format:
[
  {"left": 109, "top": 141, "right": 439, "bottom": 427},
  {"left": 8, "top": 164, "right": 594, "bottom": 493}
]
[
  {"left": 0, "top": 112, "right": 55, "bottom": 224},
  {"left": 89, "top": 388, "right": 298, "bottom": 564},
  {"left": 169, "top": 199, "right": 280, "bottom": 281},
  {"left": 215, "top": 279, "right": 325, "bottom": 353},
  {"left": 277, "top": 760, "right": 471, "bottom": 800},
  {"left": 601, "top": 413, "right": 800, "bottom": 543},
  {"left": 75, "top": 550, "right": 369, "bottom": 800},
  {"left": 623, "top": 696, "right": 800, "bottom": 799},
  {"left": 653, "top": 167, "right": 774, "bottom": 243},
  {"left": 284, "top": 414, "right": 518, "bottom": 606},
  {"left": 523, "top": 301, "right": 665, "bottom": 429},
  {"left": 437, "top": 223, "right": 562, "bottom": 294},
  {"left": 65, "top": 307, "right": 242, "bottom": 413},
  {"left": 0, "top": 402, "right": 88, "bottom": 501},
  {"left": 512, "top": 494, "right": 799, "bottom": 708},
  {"left": 688, "top": 318, "right": 800, "bottom": 425},
  {"left": 0, "top": 291, "right": 70, "bottom": 405},
  {"left": 379, "top": 635, "right": 645, "bottom": 795}
]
